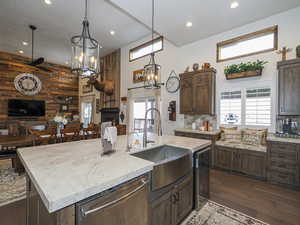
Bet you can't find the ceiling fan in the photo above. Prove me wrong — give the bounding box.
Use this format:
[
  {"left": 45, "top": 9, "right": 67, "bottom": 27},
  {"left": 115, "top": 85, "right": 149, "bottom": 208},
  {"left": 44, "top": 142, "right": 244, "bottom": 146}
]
[{"left": 26, "top": 25, "right": 52, "bottom": 72}]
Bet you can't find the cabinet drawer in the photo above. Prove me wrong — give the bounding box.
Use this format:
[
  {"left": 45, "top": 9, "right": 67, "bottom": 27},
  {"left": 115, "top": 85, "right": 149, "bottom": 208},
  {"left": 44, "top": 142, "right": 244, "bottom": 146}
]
[
  {"left": 268, "top": 170, "right": 297, "bottom": 186},
  {"left": 269, "top": 142, "right": 297, "bottom": 153},
  {"left": 269, "top": 151, "right": 297, "bottom": 162},
  {"left": 269, "top": 160, "right": 297, "bottom": 173}
]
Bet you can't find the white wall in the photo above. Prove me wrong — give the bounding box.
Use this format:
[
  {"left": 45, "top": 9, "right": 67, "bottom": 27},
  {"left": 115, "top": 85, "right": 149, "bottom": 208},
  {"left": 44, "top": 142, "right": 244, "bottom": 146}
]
[{"left": 121, "top": 7, "right": 300, "bottom": 134}]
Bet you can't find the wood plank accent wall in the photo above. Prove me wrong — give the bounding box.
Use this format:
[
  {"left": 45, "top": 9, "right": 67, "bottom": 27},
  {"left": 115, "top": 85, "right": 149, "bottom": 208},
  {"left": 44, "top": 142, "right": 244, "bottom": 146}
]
[
  {"left": 0, "top": 51, "right": 79, "bottom": 127},
  {"left": 100, "top": 49, "right": 121, "bottom": 108}
]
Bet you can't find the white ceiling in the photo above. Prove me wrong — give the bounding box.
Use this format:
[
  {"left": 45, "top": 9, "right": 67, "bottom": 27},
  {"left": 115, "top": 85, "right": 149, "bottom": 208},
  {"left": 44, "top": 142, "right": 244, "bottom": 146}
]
[
  {"left": 0, "top": 0, "right": 150, "bottom": 65},
  {"left": 110, "top": 0, "right": 300, "bottom": 46},
  {"left": 1, "top": 0, "right": 300, "bottom": 65}
]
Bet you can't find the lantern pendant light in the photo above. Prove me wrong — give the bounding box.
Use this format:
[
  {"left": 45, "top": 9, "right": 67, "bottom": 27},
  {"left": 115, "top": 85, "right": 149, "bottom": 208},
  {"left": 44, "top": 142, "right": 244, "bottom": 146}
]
[
  {"left": 144, "top": 0, "right": 162, "bottom": 89},
  {"left": 71, "top": 0, "right": 100, "bottom": 77}
]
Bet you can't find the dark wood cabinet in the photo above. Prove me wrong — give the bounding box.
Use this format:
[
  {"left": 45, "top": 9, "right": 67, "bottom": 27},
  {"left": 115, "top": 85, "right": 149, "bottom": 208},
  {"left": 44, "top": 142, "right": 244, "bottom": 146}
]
[
  {"left": 150, "top": 173, "right": 193, "bottom": 225},
  {"left": 239, "top": 150, "right": 266, "bottom": 178},
  {"left": 173, "top": 174, "right": 193, "bottom": 225},
  {"left": 179, "top": 76, "right": 194, "bottom": 114},
  {"left": 179, "top": 69, "right": 216, "bottom": 115},
  {"left": 215, "top": 146, "right": 233, "bottom": 170},
  {"left": 278, "top": 59, "right": 300, "bottom": 115},
  {"left": 267, "top": 141, "right": 300, "bottom": 188},
  {"left": 215, "top": 146, "right": 267, "bottom": 179},
  {"left": 150, "top": 191, "right": 173, "bottom": 225}
]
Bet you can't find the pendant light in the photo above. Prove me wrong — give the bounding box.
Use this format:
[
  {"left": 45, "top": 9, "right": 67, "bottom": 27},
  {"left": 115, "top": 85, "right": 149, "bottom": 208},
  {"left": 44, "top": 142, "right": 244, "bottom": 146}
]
[
  {"left": 71, "top": 0, "right": 100, "bottom": 77},
  {"left": 143, "top": 0, "right": 162, "bottom": 89}
]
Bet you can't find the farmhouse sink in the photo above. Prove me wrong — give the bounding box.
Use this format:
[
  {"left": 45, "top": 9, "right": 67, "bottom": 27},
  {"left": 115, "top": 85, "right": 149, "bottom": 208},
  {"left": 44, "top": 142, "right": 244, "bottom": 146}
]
[{"left": 132, "top": 145, "right": 192, "bottom": 191}]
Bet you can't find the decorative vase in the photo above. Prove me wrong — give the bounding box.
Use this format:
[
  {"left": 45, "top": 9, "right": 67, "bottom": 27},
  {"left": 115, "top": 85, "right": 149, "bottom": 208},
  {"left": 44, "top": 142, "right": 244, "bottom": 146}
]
[
  {"left": 192, "top": 63, "right": 199, "bottom": 71},
  {"left": 296, "top": 45, "right": 300, "bottom": 58}
]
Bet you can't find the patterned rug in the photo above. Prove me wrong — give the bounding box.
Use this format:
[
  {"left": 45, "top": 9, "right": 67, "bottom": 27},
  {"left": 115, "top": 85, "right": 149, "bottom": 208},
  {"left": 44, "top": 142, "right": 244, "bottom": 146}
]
[
  {"left": 182, "top": 200, "right": 269, "bottom": 225},
  {"left": 0, "top": 160, "right": 26, "bottom": 207}
]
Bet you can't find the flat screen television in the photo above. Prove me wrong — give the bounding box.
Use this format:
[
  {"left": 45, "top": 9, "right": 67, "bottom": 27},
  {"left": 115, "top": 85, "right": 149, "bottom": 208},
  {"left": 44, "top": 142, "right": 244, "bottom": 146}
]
[{"left": 8, "top": 99, "right": 45, "bottom": 117}]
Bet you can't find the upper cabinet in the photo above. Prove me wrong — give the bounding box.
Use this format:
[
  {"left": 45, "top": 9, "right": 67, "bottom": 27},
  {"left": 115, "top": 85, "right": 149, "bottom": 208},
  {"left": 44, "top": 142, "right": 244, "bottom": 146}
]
[
  {"left": 278, "top": 59, "right": 300, "bottom": 116},
  {"left": 179, "top": 69, "right": 216, "bottom": 115}
]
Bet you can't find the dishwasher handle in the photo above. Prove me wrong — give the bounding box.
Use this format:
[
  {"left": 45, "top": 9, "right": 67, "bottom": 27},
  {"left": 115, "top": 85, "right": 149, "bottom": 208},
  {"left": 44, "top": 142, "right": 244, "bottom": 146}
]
[{"left": 81, "top": 179, "right": 148, "bottom": 217}]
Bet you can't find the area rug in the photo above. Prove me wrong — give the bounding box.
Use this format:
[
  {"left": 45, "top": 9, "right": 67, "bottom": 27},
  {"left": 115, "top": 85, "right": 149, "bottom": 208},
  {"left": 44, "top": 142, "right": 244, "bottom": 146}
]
[
  {"left": 0, "top": 160, "right": 26, "bottom": 207},
  {"left": 182, "top": 200, "right": 269, "bottom": 225}
]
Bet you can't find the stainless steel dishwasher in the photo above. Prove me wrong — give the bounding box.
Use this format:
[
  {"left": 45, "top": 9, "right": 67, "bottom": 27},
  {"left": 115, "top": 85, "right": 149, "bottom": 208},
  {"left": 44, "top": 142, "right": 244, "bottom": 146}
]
[
  {"left": 76, "top": 175, "right": 149, "bottom": 225},
  {"left": 194, "top": 147, "right": 210, "bottom": 210}
]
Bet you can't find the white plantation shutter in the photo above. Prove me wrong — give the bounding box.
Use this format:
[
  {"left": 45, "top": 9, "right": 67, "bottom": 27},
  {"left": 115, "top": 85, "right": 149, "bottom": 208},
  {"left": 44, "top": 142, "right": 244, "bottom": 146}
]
[
  {"left": 220, "top": 91, "right": 242, "bottom": 125},
  {"left": 246, "top": 88, "right": 271, "bottom": 126}
]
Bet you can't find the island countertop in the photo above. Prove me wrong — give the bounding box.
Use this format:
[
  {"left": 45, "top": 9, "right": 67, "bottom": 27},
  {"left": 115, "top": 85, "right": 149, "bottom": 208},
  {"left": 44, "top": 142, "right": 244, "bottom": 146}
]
[{"left": 18, "top": 135, "right": 211, "bottom": 213}]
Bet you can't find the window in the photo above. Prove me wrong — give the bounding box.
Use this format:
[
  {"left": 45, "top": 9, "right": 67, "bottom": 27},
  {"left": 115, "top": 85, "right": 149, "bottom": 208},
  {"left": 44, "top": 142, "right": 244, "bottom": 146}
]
[
  {"left": 133, "top": 98, "right": 156, "bottom": 132},
  {"left": 246, "top": 88, "right": 271, "bottom": 126},
  {"left": 129, "top": 36, "right": 163, "bottom": 62},
  {"left": 220, "top": 91, "right": 242, "bottom": 125},
  {"left": 220, "top": 88, "right": 272, "bottom": 127},
  {"left": 217, "top": 26, "right": 278, "bottom": 62}
]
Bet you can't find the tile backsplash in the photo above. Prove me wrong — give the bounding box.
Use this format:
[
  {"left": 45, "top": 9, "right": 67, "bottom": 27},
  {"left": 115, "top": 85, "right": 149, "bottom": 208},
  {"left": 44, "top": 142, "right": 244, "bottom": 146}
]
[{"left": 184, "top": 114, "right": 217, "bottom": 130}]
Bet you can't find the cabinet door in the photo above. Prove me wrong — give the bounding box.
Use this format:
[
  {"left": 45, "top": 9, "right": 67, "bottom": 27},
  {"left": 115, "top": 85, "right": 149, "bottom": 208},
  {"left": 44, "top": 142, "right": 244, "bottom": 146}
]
[
  {"left": 215, "top": 147, "right": 233, "bottom": 170},
  {"left": 179, "top": 77, "right": 194, "bottom": 114},
  {"left": 240, "top": 150, "right": 266, "bottom": 178},
  {"left": 193, "top": 74, "right": 211, "bottom": 115},
  {"left": 279, "top": 64, "right": 300, "bottom": 115},
  {"left": 173, "top": 174, "right": 193, "bottom": 225},
  {"left": 150, "top": 191, "right": 173, "bottom": 225}
]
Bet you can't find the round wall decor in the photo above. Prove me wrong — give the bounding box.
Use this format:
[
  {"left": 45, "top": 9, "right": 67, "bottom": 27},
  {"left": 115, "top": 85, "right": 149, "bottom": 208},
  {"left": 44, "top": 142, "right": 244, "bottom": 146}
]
[
  {"left": 166, "top": 70, "right": 180, "bottom": 93},
  {"left": 14, "top": 73, "right": 42, "bottom": 96}
]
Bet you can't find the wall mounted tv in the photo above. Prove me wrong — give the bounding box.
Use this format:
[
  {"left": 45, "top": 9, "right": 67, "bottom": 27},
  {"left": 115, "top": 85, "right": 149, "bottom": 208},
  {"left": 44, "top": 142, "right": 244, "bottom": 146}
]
[{"left": 8, "top": 99, "right": 46, "bottom": 117}]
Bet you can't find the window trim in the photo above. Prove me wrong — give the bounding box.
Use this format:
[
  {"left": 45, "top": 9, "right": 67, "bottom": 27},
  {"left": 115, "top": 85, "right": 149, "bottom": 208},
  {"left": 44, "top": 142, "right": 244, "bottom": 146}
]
[
  {"left": 129, "top": 36, "right": 164, "bottom": 62},
  {"left": 216, "top": 25, "right": 278, "bottom": 63}
]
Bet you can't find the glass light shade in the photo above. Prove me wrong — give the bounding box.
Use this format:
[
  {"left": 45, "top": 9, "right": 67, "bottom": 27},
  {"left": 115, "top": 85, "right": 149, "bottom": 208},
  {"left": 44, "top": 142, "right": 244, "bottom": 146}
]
[
  {"left": 144, "top": 54, "right": 161, "bottom": 89},
  {"left": 71, "top": 20, "right": 100, "bottom": 77}
]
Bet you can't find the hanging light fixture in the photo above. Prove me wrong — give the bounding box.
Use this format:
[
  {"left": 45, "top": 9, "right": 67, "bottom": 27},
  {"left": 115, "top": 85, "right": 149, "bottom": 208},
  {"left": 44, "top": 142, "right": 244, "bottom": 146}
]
[
  {"left": 71, "top": 0, "right": 100, "bottom": 77},
  {"left": 143, "top": 0, "right": 163, "bottom": 89}
]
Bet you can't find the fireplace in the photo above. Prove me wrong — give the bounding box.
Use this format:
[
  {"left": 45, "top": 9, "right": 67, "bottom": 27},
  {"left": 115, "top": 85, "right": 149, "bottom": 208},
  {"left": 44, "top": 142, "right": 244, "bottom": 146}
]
[{"left": 100, "top": 108, "right": 120, "bottom": 125}]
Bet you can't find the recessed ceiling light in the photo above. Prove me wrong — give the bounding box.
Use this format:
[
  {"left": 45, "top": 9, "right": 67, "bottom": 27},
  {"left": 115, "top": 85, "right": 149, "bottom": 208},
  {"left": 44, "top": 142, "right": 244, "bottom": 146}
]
[
  {"left": 110, "top": 30, "right": 115, "bottom": 36},
  {"left": 22, "top": 41, "right": 28, "bottom": 46},
  {"left": 44, "top": 0, "right": 52, "bottom": 5},
  {"left": 186, "top": 21, "right": 193, "bottom": 28},
  {"left": 230, "top": 1, "right": 239, "bottom": 9},
  {"left": 19, "top": 50, "right": 24, "bottom": 54}
]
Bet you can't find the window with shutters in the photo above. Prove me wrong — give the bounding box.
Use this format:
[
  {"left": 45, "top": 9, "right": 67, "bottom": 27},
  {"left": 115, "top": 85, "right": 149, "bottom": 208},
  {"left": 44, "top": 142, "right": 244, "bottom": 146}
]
[
  {"left": 220, "top": 88, "right": 272, "bottom": 128},
  {"left": 220, "top": 91, "right": 242, "bottom": 125},
  {"left": 246, "top": 88, "right": 271, "bottom": 126}
]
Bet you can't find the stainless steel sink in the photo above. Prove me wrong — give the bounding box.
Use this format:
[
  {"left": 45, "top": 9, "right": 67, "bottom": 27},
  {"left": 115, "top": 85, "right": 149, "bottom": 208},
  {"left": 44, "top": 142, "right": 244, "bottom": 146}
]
[{"left": 132, "top": 145, "right": 192, "bottom": 191}]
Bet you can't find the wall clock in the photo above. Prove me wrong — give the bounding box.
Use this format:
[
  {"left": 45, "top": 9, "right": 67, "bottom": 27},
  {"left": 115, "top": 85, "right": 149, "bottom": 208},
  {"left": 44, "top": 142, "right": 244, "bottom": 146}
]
[
  {"left": 166, "top": 70, "right": 180, "bottom": 93},
  {"left": 14, "top": 73, "right": 42, "bottom": 96}
]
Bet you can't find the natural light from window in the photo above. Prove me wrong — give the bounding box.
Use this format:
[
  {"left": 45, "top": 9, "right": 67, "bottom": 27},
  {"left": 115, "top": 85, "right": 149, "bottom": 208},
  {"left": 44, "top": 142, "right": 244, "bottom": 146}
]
[
  {"left": 130, "top": 37, "right": 163, "bottom": 61},
  {"left": 220, "top": 91, "right": 242, "bottom": 125}
]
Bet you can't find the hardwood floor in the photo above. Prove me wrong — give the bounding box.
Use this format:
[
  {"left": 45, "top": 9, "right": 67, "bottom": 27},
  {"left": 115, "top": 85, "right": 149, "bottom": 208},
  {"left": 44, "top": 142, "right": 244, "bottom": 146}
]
[
  {"left": 210, "top": 169, "right": 300, "bottom": 225},
  {"left": 0, "top": 170, "right": 299, "bottom": 225}
]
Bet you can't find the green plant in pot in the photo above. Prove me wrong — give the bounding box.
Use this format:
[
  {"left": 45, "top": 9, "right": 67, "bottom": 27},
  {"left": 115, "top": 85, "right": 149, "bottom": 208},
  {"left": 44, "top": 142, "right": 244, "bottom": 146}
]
[
  {"left": 296, "top": 45, "right": 300, "bottom": 58},
  {"left": 224, "top": 60, "right": 268, "bottom": 75}
]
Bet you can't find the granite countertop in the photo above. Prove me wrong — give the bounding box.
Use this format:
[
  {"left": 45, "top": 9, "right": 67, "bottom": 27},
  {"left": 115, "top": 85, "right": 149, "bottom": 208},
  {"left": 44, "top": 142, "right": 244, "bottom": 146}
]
[
  {"left": 18, "top": 135, "right": 211, "bottom": 213},
  {"left": 267, "top": 134, "right": 300, "bottom": 144},
  {"left": 174, "top": 128, "right": 221, "bottom": 136}
]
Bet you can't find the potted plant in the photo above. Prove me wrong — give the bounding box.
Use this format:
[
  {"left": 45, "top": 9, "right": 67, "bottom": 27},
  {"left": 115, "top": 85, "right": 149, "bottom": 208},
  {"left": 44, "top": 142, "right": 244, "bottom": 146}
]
[{"left": 224, "top": 60, "right": 268, "bottom": 80}]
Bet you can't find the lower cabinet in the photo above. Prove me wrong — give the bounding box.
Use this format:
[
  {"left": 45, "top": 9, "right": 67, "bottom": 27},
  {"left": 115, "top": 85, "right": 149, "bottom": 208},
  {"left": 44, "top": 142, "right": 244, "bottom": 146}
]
[
  {"left": 215, "top": 146, "right": 266, "bottom": 179},
  {"left": 215, "top": 147, "right": 233, "bottom": 170},
  {"left": 238, "top": 150, "right": 266, "bottom": 178},
  {"left": 150, "top": 173, "right": 193, "bottom": 225}
]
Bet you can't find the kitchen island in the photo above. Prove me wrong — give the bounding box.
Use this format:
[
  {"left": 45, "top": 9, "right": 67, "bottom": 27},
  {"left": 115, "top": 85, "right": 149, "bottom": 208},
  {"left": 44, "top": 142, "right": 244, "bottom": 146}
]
[{"left": 18, "top": 135, "right": 211, "bottom": 225}]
